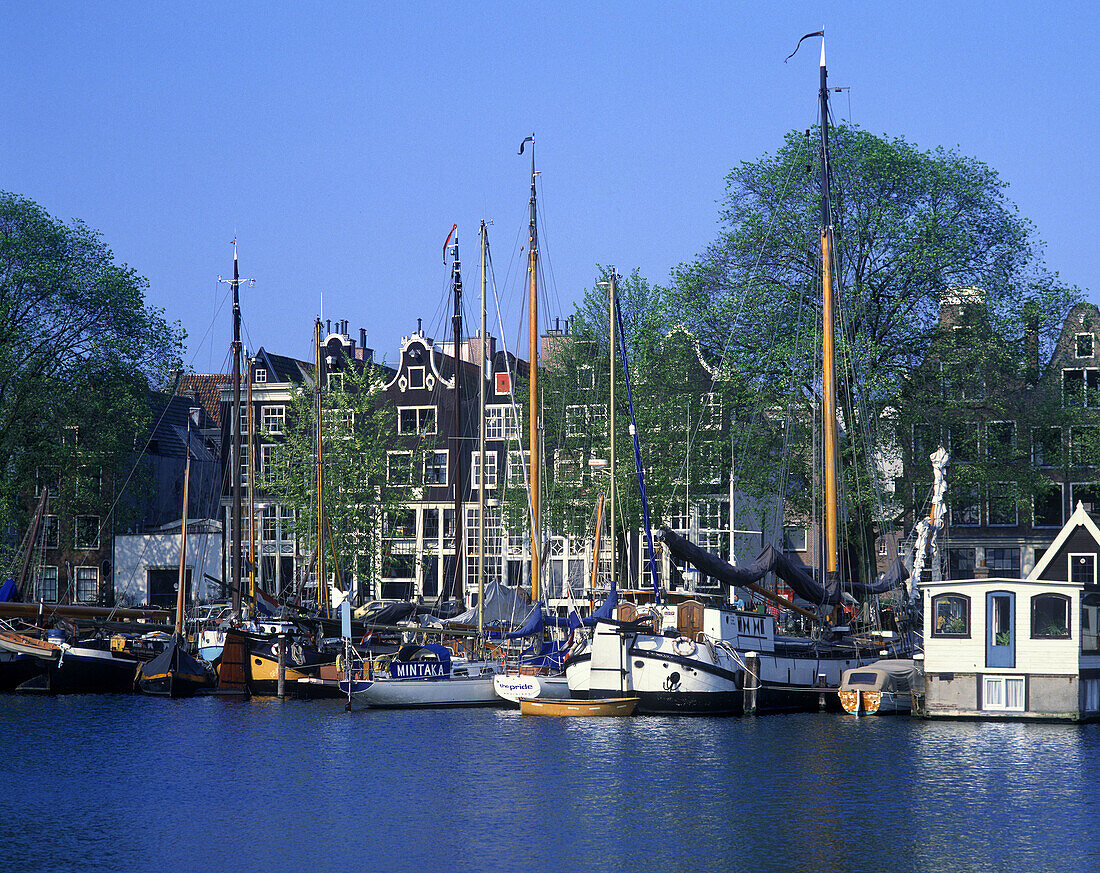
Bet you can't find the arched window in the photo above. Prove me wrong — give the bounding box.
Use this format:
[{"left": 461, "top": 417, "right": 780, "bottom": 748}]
[
  {"left": 931, "top": 593, "right": 970, "bottom": 637},
  {"left": 1031, "top": 593, "right": 1071, "bottom": 639}
]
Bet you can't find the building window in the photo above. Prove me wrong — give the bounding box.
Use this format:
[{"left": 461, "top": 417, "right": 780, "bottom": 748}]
[
  {"left": 985, "top": 548, "right": 1020, "bottom": 574},
  {"left": 398, "top": 406, "right": 437, "bottom": 435},
  {"left": 565, "top": 405, "right": 587, "bottom": 438},
  {"left": 261, "top": 405, "right": 285, "bottom": 435},
  {"left": 1031, "top": 426, "right": 1062, "bottom": 468},
  {"left": 983, "top": 676, "right": 1025, "bottom": 712},
  {"left": 407, "top": 366, "right": 425, "bottom": 389},
  {"left": 950, "top": 486, "right": 981, "bottom": 526},
  {"left": 948, "top": 548, "right": 976, "bottom": 579},
  {"left": 1076, "top": 333, "right": 1094, "bottom": 359},
  {"left": 74, "top": 516, "right": 100, "bottom": 550},
  {"left": 986, "top": 422, "right": 1015, "bottom": 464},
  {"left": 1063, "top": 368, "right": 1100, "bottom": 408},
  {"left": 486, "top": 405, "right": 519, "bottom": 441},
  {"left": 43, "top": 515, "right": 59, "bottom": 550},
  {"left": 37, "top": 566, "right": 58, "bottom": 602},
  {"left": 254, "top": 368, "right": 267, "bottom": 383},
  {"left": 424, "top": 451, "right": 448, "bottom": 486},
  {"left": 238, "top": 405, "right": 251, "bottom": 436},
  {"left": 948, "top": 424, "right": 978, "bottom": 463},
  {"left": 508, "top": 451, "right": 530, "bottom": 485},
  {"left": 942, "top": 363, "right": 984, "bottom": 401},
  {"left": 1031, "top": 593, "right": 1071, "bottom": 639},
  {"left": 782, "top": 527, "right": 807, "bottom": 552},
  {"left": 279, "top": 506, "right": 295, "bottom": 543},
  {"left": 1071, "top": 425, "right": 1100, "bottom": 467},
  {"left": 472, "top": 451, "right": 498, "bottom": 489},
  {"left": 259, "top": 444, "right": 279, "bottom": 484},
  {"left": 988, "top": 484, "right": 1017, "bottom": 526},
  {"left": 1069, "top": 553, "right": 1096, "bottom": 587},
  {"left": 1082, "top": 592, "right": 1100, "bottom": 654},
  {"left": 386, "top": 451, "right": 413, "bottom": 486},
  {"left": 327, "top": 372, "right": 344, "bottom": 391},
  {"left": 931, "top": 593, "right": 970, "bottom": 636},
  {"left": 1033, "top": 485, "right": 1063, "bottom": 527},
  {"left": 76, "top": 465, "right": 102, "bottom": 499},
  {"left": 423, "top": 508, "right": 439, "bottom": 542},
  {"left": 75, "top": 566, "right": 99, "bottom": 603},
  {"left": 322, "top": 408, "right": 355, "bottom": 438}
]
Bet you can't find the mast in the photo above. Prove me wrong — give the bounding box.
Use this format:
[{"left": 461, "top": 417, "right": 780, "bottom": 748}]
[
  {"left": 230, "top": 243, "right": 244, "bottom": 616},
  {"left": 175, "top": 413, "right": 194, "bottom": 636},
  {"left": 478, "top": 221, "right": 487, "bottom": 637},
  {"left": 450, "top": 232, "right": 465, "bottom": 603},
  {"left": 818, "top": 35, "right": 840, "bottom": 577},
  {"left": 524, "top": 134, "right": 540, "bottom": 602},
  {"left": 608, "top": 269, "right": 617, "bottom": 591},
  {"left": 315, "top": 317, "right": 326, "bottom": 615},
  {"left": 246, "top": 354, "right": 256, "bottom": 604}
]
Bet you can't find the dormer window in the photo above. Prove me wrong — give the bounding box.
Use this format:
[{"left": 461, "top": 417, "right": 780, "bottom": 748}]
[
  {"left": 1077, "top": 333, "right": 1095, "bottom": 359},
  {"left": 254, "top": 368, "right": 267, "bottom": 383}
]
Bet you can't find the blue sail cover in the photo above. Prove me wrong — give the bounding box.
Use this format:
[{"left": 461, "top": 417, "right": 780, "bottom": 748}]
[
  {"left": 505, "top": 588, "right": 621, "bottom": 640},
  {"left": 0, "top": 579, "right": 18, "bottom": 602}
]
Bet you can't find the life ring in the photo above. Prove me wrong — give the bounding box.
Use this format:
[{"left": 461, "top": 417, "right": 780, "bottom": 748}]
[{"left": 674, "top": 637, "right": 697, "bottom": 657}]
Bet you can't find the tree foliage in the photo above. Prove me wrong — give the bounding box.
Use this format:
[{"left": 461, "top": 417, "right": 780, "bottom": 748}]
[{"left": 0, "top": 192, "right": 184, "bottom": 559}]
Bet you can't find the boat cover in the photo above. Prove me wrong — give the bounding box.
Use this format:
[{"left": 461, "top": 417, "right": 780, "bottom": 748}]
[
  {"left": 140, "top": 634, "right": 209, "bottom": 680},
  {"left": 840, "top": 659, "right": 921, "bottom": 693},
  {"left": 0, "top": 579, "right": 17, "bottom": 602},
  {"left": 657, "top": 527, "right": 907, "bottom": 606},
  {"left": 445, "top": 579, "right": 532, "bottom": 627}
]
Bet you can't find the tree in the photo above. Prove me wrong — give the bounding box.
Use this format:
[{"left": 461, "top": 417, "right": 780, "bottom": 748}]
[
  {"left": 0, "top": 192, "right": 184, "bottom": 564},
  {"left": 261, "top": 352, "right": 411, "bottom": 602},
  {"left": 669, "top": 126, "right": 1079, "bottom": 580}
]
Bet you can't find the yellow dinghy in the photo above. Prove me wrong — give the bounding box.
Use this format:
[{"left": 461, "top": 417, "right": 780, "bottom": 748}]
[{"left": 520, "top": 696, "right": 639, "bottom": 717}]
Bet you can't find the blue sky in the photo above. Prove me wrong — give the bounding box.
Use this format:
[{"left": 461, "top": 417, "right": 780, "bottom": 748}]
[{"left": 3, "top": 2, "right": 1097, "bottom": 370}]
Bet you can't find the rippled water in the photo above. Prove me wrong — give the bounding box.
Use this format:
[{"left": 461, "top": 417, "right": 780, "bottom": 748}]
[{"left": 2, "top": 696, "right": 1096, "bottom": 872}]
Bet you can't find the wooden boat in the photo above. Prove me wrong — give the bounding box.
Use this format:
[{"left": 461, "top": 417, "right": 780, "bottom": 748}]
[
  {"left": 520, "top": 696, "right": 639, "bottom": 717},
  {"left": 0, "top": 629, "right": 60, "bottom": 660}
]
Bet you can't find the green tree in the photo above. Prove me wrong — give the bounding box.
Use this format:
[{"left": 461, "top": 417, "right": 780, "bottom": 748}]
[
  {"left": 261, "top": 355, "right": 411, "bottom": 602},
  {"left": 0, "top": 192, "right": 184, "bottom": 564},
  {"left": 670, "top": 126, "right": 1078, "bottom": 580}
]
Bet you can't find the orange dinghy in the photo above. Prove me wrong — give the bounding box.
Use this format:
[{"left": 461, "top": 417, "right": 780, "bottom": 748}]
[{"left": 519, "top": 696, "right": 639, "bottom": 717}]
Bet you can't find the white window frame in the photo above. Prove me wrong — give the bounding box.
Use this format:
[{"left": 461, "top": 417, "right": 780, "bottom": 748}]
[
  {"left": 1031, "top": 426, "right": 1062, "bottom": 468},
  {"left": 254, "top": 368, "right": 268, "bottom": 383},
  {"left": 74, "top": 516, "right": 100, "bottom": 550},
  {"left": 472, "top": 451, "right": 498, "bottom": 489},
  {"left": 486, "top": 405, "right": 519, "bottom": 441},
  {"left": 1062, "top": 368, "right": 1100, "bottom": 409},
  {"left": 508, "top": 450, "right": 530, "bottom": 485},
  {"left": 987, "top": 483, "right": 1017, "bottom": 527},
  {"left": 1076, "top": 332, "right": 1095, "bottom": 359},
  {"left": 565, "top": 405, "right": 587, "bottom": 439},
  {"left": 1069, "top": 553, "right": 1097, "bottom": 587},
  {"left": 43, "top": 515, "right": 59, "bottom": 550},
  {"left": 37, "top": 566, "right": 58, "bottom": 602},
  {"left": 398, "top": 406, "right": 437, "bottom": 435},
  {"left": 259, "top": 444, "right": 278, "bottom": 483},
  {"left": 407, "top": 366, "right": 425, "bottom": 389},
  {"left": 386, "top": 451, "right": 414, "bottom": 486},
  {"left": 75, "top": 566, "right": 99, "bottom": 603},
  {"left": 423, "top": 450, "right": 449, "bottom": 487},
  {"left": 327, "top": 372, "right": 344, "bottom": 391},
  {"left": 1033, "top": 482, "right": 1064, "bottom": 528},
  {"left": 261, "top": 405, "right": 285, "bottom": 435},
  {"left": 982, "top": 675, "right": 1025, "bottom": 712}
]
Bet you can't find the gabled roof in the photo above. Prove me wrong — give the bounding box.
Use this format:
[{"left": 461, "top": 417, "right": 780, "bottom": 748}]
[
  {"left": 256, "top": 349, "right": 313, "bottom": 385},
  {"left": 1027, "top": 501, "right": 1100, "bottom": 580},
  {"left": 176, "top": 372, "right": 229, "bottom": 427}
]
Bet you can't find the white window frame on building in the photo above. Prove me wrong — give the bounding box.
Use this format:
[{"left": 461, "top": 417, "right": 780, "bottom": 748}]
[
  {"left": 259, "top": 443, "right": 279, "bottom": 483},
  {"left": 387, "top": 451, "right": 414, "bottom": 486},
  {"left": 261, "top": 405, "right": 285, "bottom": 435},
  {"left": 1062, "top": 368, "right": 1100, "bottom": 408},
  {"left": 1031, "top": 426, "right": 1062, "bottom": 467},
  {"left": 508, "top": 450, "right": 530, "bottom": 485},
  {"left": 407, "top": 366, "right": 426, "bottom": 389},
  {"left": 1076, "top": 332, "right": 1095, "bottom": 359},
  {"left": 327, "top": 372, "right": 344, "bottom": 391},
  {"left": 75, "top": 566, "right": 99, "bottom": 603},
  {"left": 423, "top": 450, "right": 448, "bottom": 487},
  {"left": 782, "top": 526, "right": 808, "bottom": 552},
  {"left": 398, "top": 406, "right": 437, "bottom": 435},
  {"left": 982, "top": 675, "right": 1025, "bottom": 712},
  {"left": 74, "top": 516, "right": 100, "bottom": 550},
  {"left": 486, "top": 405, "right": 519, "bottom": 441},
  {"left": 37, "top": 566, "right": 58, "bottom": 602},
  {"left": 987, "top": 483, "right": 1017, "bottom": 527},
  {"left": 1033, "top": 482, "right": 1064, "bottom": 528},
  {"left": 1069, "top": 553, "right": 1097, "bottom": 587},
  {"left": 472, "top": 451, "right": 498, "bottom": 489},
  {"left": 1070, "top": 482, "right": 1100, "bottom": 515},
  {"left": 254, "top": 368, "right": 268, "bottom": 383},
  {"left": 43, "top": 515, "right": 59, "bottom": 549}
]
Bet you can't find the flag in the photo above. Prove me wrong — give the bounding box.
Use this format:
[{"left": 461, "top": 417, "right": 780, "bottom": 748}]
[
  {"left": 518, "top": 135, "right": 534, "bottom": 155},
  {"left": 255, "top": 587, "right": 278, "bottom": 616}
]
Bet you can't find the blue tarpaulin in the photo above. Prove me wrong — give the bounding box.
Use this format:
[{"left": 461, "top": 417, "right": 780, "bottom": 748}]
[{"left": 0, "top": 579, "right": 18, "bottom": 603}]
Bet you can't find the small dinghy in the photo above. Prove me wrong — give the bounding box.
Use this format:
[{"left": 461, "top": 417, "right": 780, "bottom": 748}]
[{"left": 519, "top": 696, "right": 639, "bottom": 717}]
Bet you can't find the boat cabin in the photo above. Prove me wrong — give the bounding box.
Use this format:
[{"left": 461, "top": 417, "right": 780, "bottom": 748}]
[{"left": 918, "top": 502, "right": 1100, "bottom": 721}]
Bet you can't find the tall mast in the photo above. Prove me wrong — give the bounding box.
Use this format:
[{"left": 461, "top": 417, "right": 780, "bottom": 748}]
[
  {"left": 230, "top": 243, "right": 243, "bottom": 616},
  {"left": 818, "top": 35, "right": 840, "bottom": 577},
  {"left": 478, "top": 221, "right": 487, "bottom": 637},
  {"left": 608, "top": 268, "right": 617, "bottom": 592},
  {"left": 246, "top": 354, "right": 256, "bottom": 604},
  {"left": 315, "top": 317, "right": 326, "bottom": 615},
  {"left": 524, "top": 134, "right": 540, "bottom": 602},
  {"left": 175, "top": 413, "right": 193, "bottom": 636},
  {"left": 450, "top": 232, "right": 465, "bottom": 603}
]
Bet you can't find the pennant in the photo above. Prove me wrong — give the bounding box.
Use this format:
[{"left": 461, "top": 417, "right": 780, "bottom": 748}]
[
  {"left": 784, "top": 30, "right": 824, "bottom": 63},
  {"left": 442, "top": 223, "right": 457, "bottom": 265},
  {"left": 518, "top": 135, "right": 534, "bottom": 155}
]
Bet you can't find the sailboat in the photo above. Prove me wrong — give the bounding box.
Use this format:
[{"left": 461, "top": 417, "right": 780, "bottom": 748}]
[
  {"left": 138, "top": 408, "right": 216, "bottom": 697},
  {"left": 342, "top": 225, "right": 502, "bottom": 709},
  {"left": 566, "top": 34, "right": 912, "bottom": 715}
]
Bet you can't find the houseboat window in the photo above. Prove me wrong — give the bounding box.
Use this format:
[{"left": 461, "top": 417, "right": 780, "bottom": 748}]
[
  {"left": 1070, "top": 554, "right": 1096, "bottom": 587},
  {"left": 1082, "top": 593, "right": 1100, "bottom": 654},
  {"left": 983, "top": 676, "right": 1025, "bottom": 712},
  {"left": 846, "top": 672, "right": 879, "bottom": 686},
  {"left": 1031, "top": 593, "right": 1071, "bottom": 639},
  {"left": 932, "top": 594, "right": 970, "bottom": 636}
]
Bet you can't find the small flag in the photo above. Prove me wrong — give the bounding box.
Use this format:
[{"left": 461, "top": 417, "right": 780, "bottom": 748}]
[
  {"left": 189, "top": 407, "right": 201, "bottom": 427},
  {"left": 443, "top": 224, "right": 457, "bottom": 264},
  {"left": 255, "top": 587, "right": 278, "bottom": 616},
  {"left": 518, "top": 135, "right": 534, "bottom": 155},
  {"left": 784, "top": 30, "right": 824, "bottom": 63}
]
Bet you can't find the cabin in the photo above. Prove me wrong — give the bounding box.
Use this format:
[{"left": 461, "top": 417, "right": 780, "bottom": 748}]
[{"left": 917, "top": 501, "right": 1100, "bottom": 721}]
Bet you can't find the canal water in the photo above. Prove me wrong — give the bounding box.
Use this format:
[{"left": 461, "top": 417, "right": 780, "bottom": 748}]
[{"left": 2, "top": 696, "right": 1096, "bottom": 872}]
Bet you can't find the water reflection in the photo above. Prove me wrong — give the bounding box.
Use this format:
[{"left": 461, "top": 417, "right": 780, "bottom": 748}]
[{"left": 0, "top": 698, "right": 1095, "bottom": 871}]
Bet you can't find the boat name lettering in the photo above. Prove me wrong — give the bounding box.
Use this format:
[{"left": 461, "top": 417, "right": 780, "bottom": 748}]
[{"left": 390, "top": 661, "right": 448, "bottom": 679}]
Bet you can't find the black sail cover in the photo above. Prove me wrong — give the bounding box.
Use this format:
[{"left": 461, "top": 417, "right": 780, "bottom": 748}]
[{"left": 656, "top": 527, "right": 906, "bottom": 606}]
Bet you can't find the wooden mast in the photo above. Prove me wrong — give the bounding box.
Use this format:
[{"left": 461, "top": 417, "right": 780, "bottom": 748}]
[
  {"left": 818, "top": 36, "right": 840, "bottom": 577},
  {"left": 478, "top": 221, "right": 487, "bottom": 637},
  {"left": 608, "top": 267, "right": 616, "bottom": 592},
  {"left": 246, "top": 354, "right": 256, "bottom": 604},
  {"left": 525, "top": 135, "right": 540, "bottom": 602},
  {"left": 315, "top": 317, "right": 326, "bottom": 615}
]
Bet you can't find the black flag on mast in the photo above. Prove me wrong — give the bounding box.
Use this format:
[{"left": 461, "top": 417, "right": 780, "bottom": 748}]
[
  {"left": 518, "top": 135, "right": 534, "bottom": 155},
  {"left": 784, "top": 30, "right": 824, "bottom": 63}
]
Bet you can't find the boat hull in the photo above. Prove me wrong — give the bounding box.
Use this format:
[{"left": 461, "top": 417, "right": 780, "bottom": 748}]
[
  {"left": 520, "top": 696, "right": 638, "bottom": 717},
  {"left": 349, "top": 663, "right": 504, "bottom": 709},
  {"left": 17, "top": 645, "right": 139, "bottom": 694},
  {"left": 493, "top": 673, "right": 571, "bottom": 705}
]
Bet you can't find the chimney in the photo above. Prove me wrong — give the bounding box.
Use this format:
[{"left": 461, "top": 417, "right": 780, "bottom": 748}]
[
  {"left": 326, "top": 319, "right": 332, "bottom": 335},
  {"left": 360, "top": 328, "right": 367, "bottom": 350}
]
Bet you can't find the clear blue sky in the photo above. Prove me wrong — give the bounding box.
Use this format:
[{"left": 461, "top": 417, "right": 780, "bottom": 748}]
[{"left": 3, "top": 2, "right": 1097, "bottom": 370}]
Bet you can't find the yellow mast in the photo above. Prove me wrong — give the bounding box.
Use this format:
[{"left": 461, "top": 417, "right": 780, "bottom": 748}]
[{"left": 525, "top": 135, "right": 540, "bottom": 602}]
